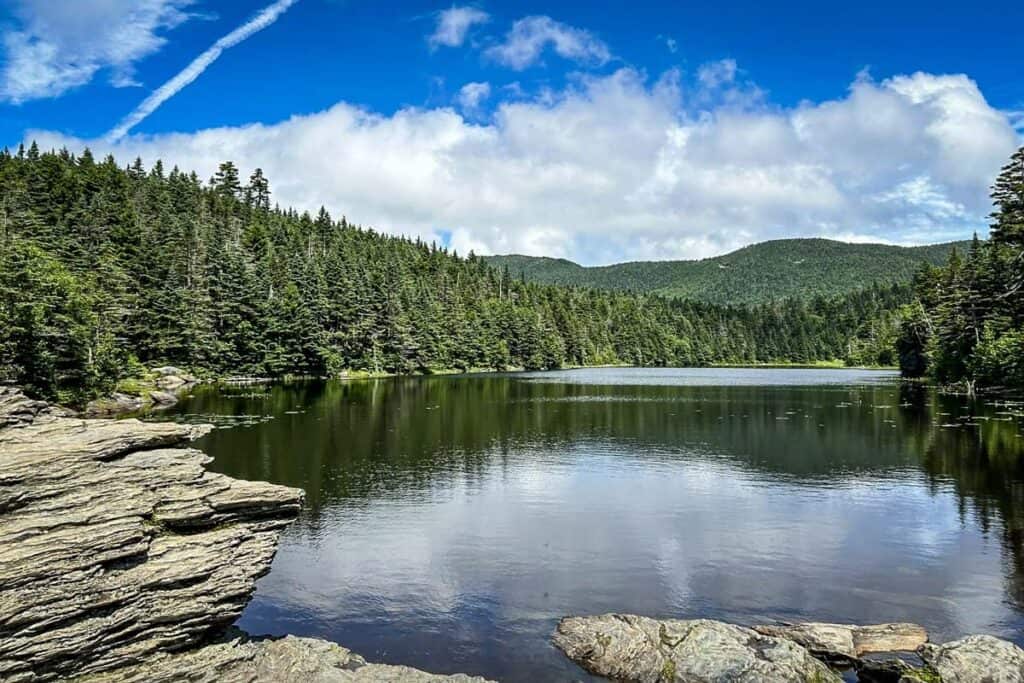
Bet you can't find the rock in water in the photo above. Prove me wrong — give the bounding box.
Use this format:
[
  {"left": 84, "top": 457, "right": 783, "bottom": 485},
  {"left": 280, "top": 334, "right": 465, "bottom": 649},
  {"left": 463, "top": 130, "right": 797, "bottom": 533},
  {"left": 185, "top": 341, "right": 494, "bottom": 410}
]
[
  {"left": 155, "top": 375, "right": 192, "bottom": 391},
  {"left": 76, "top": 632, "right": 492, "bottom": 682},
  {"left": 0, "top": 388, "right": 303, "bottom": 681},
  {"left": 149, "top": 390, "right": 179, "bottom": 406},
  {"left": 554, "top": 614, "right": 842, "bottom": 682},
  {"left": 753, "top": 622, "right": 928, "bottom": 662},
  {"left": 83, "top": 391, "right": 146, "bottom": 416},
  {"left": 151, "top": 366, "right": 187, "bottom": 378},
  {"left": 918, "top": 634, "right": 1024, "bottom": 682}
]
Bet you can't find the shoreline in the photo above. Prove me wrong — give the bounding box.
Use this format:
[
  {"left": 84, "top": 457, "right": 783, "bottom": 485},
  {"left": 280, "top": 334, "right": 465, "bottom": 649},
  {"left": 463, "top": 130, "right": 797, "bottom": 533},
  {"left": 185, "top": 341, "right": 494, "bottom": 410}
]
[
  {"left": 75, "top": 361, "right": 914, "bottom": 421},
  {"left": 89, "top": 361, "right": 900, "bottom": 417},
  {"left": 4, "top": 384, "right": 1024, "bottom": 681},
  {"left": 0, "top": 386, "right": 491, "bottom": 682}
]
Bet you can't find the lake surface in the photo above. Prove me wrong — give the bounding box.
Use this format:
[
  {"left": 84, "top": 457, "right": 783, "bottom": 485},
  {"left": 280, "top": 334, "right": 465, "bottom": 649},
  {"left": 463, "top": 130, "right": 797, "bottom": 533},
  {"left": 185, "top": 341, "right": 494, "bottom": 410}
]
[{"left": 162, "top": 368, "right": 1024, "bottom": 681}]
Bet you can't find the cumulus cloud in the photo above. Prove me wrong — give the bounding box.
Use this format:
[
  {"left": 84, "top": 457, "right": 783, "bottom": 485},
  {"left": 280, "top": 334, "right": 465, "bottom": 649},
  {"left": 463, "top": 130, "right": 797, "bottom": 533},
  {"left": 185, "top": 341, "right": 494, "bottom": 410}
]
[
  {"left": 428, "top": 6, "right": 489, "bottom": 49},
  {"left": 107, "top": 0, "right": 299, "bottom": 141},
  {"left": 1, "top": 0, "right": 196, "bottom": 103},
  {"left": 457, "top": 81, "right": 491, "bottom": 114},
  {"left": 484, "top": 16, "right": 611, "bottom": 70},
  {"left": 28, "top": 66, "right": 1020, "bottom": 265},
  {"left": 697, "top": 58, "right": 738, "bottom": 88}
]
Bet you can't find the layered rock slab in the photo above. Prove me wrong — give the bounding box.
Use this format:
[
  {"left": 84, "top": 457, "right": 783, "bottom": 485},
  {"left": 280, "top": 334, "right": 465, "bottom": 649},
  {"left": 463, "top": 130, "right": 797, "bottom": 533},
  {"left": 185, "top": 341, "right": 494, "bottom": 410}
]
[
  {"left": 0, "top": 388, "right": 303, "bottom": 682},
  {"left": 554, "top": 614, "right": 842, "bottom": 682},
  {"left": 753, "top": 622, "right": 928, "bottom": 663},
  {"left": 74, "top": 632, "right": 493, "bottom": 682}
]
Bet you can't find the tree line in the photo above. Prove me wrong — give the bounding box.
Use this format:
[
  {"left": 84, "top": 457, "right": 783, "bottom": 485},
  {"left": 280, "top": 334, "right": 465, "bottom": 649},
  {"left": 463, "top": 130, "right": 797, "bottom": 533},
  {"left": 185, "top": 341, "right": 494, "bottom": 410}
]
[
  {"left": 897, "top": 145, "right": 1024, "bottom": 392},
  {"left": 1, "top": 144, "right": 906, "bottom": 404}
]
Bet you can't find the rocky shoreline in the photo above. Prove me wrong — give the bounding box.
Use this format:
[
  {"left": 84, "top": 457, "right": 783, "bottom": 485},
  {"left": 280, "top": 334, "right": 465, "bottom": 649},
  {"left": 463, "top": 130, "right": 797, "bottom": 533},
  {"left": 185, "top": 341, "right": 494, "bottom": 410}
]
[
  {"left": 0, "top": 387, "right": 490, "bottom": 682},
  {"left": 81, "top": 366, "right": 200, "bottom": 417},
  {"left": 4, "top": 384, "right": 1024, "bottom": 682},
  {"left": 554, "top": 614, "right": 1024, "bottom": 681}
]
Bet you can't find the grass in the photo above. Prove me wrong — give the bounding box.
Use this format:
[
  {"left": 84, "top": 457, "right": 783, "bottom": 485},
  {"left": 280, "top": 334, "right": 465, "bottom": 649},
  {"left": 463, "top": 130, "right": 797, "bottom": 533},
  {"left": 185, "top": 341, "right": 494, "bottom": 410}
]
[{"left": 114, "top": 376, "right": 157, "bottom": 395}]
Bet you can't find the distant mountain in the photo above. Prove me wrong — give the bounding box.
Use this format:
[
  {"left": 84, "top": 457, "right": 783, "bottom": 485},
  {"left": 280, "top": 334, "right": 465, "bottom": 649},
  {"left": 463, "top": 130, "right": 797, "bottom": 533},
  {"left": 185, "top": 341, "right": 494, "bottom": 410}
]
[{"left": 484, "top": 238, "right": 968, "bottom": 305}]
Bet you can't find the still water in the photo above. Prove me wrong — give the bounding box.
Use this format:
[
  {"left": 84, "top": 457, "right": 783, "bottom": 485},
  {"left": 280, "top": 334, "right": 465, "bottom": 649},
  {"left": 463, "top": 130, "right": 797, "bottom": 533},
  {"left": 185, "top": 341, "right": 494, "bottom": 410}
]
[{"left": 163, "top": 368, "right": 1024, "bottom": 681}]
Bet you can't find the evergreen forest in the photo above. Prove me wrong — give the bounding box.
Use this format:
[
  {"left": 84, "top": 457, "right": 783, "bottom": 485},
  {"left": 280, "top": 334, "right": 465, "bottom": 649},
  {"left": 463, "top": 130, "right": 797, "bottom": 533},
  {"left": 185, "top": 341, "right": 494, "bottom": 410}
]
[
  {"left": 0, "top": 143, "right": 1013, "bottom": 405},
  {"left": 485, "top": 239, "right": 964, "bottom": 305},
  {"left": 899, "top": 145, "right": 1024, "bottom": 392}
]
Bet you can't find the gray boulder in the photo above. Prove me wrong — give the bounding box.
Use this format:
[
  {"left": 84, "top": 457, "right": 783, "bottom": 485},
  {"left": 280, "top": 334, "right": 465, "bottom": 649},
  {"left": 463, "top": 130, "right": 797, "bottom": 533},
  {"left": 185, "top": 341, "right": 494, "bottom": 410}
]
[
  {"left": 554, "top": 614, "right": 841, "bottom": 682},
  {"left": 83, "top": 391, "right": 145, "bottom": 416},
  {"left": 919, "top": 634, "right": 1024, "bottom": 682},
  {"left": 151, "top": 366, "right": 187, "bottom": 377},
  {"left": 155, "top": 375, "right": 190, "bottom": 390},
  {"left": 149, "top": 390, "right": 179, "bottom": 406}
]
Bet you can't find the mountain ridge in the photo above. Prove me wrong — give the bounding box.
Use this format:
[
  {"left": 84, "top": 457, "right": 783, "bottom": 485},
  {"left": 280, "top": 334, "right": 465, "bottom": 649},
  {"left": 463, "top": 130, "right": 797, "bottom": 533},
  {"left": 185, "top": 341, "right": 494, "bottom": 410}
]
[{"left": 484, "top": 238, "right": 969, "bottom": 305}]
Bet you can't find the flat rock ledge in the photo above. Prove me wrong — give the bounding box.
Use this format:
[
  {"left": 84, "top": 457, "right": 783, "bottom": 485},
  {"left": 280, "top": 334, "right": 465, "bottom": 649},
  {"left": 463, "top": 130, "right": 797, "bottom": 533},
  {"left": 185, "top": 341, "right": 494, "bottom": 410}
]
[
  {"left": 0, "top": 388, "right": 491, "bottom": 683},
  {"left": 555, "top": 614, "right": 1024, "bottom": 682},
  {"left": 753, "top": 622, "right": 928, "bottom": 664},
  {"left": 73, "top": 631, "right": 491, "bottom": 682}
]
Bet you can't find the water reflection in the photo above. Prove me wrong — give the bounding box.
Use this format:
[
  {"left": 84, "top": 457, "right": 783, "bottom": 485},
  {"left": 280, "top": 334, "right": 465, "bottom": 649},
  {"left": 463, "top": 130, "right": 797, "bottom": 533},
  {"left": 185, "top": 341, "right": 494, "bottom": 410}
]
[{"left": 164, "top": 369, "right": 1024, "bottom": 682}]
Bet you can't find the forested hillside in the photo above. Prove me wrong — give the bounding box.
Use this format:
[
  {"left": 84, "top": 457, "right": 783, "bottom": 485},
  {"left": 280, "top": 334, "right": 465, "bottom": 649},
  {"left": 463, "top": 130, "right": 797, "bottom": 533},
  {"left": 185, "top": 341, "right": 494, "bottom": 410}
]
[
  {"left": 485, "top": 239, "right": 965, "bottom": 304},
  {"left": 1, "top": 144, "right": 906, "bottom": 404},
  {"left": 899, "top": 145, "right": 1024, "bottom": 391}
]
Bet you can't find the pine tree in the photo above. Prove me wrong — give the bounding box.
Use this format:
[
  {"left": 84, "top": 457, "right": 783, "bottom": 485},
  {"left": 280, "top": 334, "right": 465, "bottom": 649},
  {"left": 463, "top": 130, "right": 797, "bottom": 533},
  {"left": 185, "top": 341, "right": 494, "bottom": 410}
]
[{"left": 990, "top": 147, "right": 1024, "bottom": 247}]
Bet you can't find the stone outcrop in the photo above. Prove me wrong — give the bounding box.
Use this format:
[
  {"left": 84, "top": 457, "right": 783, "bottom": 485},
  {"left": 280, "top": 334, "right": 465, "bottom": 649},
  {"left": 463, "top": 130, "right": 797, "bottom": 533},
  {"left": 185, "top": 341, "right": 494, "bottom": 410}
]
[
  {"left": 83, "top": 391, "right": 147, "bottom": 416},
  {"left": 0, "top": 387, "right": 68, "bottom": 428},
  {"left": 151, "top": 366, "right": 187, "bottom": 378},
  {"left": 918, "top": 635, "right": 1024, "bottom": 682},
  {"left": 148, "top": 390, "right": 179, "bottom": 406},
  {"left": 753, "top": 621, "right": 928, "bottom": 663},
  {"left": 0, "top": 387, "right": 303, "bottom": 681},
  {"left": 0, "top": 387, "right": 493, "bottom": 683},
  {"left": 154, "top": 373, "right": 195, "bottom": 392},
  {"left": 75, "top": 631, "right": 491, "bottom": 682},
  {"left": 554, "top": 614, "right": 842, "bottom": 682}
]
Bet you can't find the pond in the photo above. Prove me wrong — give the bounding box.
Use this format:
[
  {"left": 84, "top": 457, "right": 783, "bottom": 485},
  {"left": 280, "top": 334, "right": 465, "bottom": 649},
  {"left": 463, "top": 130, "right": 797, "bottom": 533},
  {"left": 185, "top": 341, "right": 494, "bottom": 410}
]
[{"left": 161, "top": 367, "right": 1024, "bottom": 681}]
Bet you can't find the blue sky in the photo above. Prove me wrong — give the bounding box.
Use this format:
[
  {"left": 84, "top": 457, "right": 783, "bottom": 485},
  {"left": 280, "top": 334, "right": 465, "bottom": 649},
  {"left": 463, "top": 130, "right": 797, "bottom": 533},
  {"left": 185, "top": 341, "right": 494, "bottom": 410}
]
[{"left": 1, "top": 0, "right": 1022, "bottom": 263}]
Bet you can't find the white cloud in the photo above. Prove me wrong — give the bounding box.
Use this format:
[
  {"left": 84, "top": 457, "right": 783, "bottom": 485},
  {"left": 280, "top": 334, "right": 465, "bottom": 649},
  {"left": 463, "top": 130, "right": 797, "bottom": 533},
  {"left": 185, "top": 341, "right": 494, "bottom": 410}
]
[
  {"left": 1005, "top": 111, "right": 1024, "bottom": 133},
  {"left": 484, "top": 15, "right": 611, "bottom": 70},
  {"left": 427, "top": 6, "right": 489, "bottom": 49},
  {"left": 457, "top": 81, "right": 491, "bottom": 114},
  {"left": 107, "top": 0, "right": 299, "bottom": 141},
  {"left": 28, "top": 66, "right": 1021, "bottom": 265},
  {"left": 691, "top": 59, "right": 765, "bottom": 111},
  {"left": 697, "top": 58, "right": 738, "bottom": 88},
  {"left": 1, "top": 0, "right": 195, "bottom": 103}
]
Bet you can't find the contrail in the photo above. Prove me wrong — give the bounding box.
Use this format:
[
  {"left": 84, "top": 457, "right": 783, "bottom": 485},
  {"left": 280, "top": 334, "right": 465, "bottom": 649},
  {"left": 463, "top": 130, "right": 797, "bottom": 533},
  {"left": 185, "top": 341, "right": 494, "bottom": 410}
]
[{"left": 107, "top": 0, "right": 299, "bottom": 141}]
